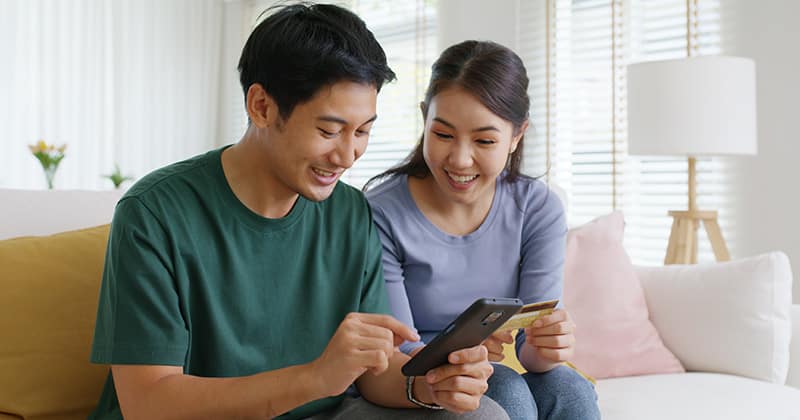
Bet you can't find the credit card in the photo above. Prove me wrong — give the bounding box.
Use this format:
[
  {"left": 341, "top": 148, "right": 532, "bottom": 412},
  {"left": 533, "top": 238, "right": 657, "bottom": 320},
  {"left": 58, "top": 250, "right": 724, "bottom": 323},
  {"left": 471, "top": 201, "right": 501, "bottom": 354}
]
[{"left": 496, "top": 299, "right": 559, "bottom": 332}]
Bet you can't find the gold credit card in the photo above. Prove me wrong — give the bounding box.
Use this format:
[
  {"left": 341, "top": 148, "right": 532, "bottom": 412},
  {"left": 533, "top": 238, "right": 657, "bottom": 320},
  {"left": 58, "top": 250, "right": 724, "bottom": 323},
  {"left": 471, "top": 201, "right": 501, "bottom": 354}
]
[{"left": 496, "top": 299, "right": 559, "bottom": 332}]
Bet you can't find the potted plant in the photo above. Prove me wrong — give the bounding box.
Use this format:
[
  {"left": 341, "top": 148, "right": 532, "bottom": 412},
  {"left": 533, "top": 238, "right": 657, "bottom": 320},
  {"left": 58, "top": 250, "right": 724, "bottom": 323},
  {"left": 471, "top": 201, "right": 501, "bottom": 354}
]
[{"left": 103, "top": 163, "right": 134, "bottom": 189}]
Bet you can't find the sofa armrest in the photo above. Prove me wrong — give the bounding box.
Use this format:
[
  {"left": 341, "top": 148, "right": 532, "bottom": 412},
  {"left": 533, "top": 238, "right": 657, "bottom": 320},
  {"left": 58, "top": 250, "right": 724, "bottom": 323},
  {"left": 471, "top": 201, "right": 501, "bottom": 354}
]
[
  {"left": 788, "top": 305, "right": 800, "bottom": 389},
  {"left": 634, "top": 252, "right": 793, "bottom": 384}
]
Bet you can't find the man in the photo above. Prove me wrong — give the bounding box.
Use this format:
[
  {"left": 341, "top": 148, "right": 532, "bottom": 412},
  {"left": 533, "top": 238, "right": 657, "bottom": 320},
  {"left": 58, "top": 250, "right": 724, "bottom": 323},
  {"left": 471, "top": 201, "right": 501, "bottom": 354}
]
[{"left": 89, "top": 4, "right": 507, "bottom": 419}]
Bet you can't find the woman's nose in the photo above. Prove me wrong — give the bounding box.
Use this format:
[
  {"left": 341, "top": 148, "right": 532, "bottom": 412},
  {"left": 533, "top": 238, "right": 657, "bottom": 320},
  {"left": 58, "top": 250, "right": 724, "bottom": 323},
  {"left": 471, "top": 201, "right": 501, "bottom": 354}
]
[{"left": 447, "top": 141, "right": 473, "bottom": 169}]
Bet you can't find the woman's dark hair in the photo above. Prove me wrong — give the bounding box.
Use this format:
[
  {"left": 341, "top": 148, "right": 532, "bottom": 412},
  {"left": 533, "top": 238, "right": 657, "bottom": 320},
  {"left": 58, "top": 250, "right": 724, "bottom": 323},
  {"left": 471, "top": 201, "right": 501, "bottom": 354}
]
[
  {"left": 238, "top": 3, "right": 396, "bottom": 120},
  {"left": 364, "top": 40, "right": 530, "bottom": 191}
]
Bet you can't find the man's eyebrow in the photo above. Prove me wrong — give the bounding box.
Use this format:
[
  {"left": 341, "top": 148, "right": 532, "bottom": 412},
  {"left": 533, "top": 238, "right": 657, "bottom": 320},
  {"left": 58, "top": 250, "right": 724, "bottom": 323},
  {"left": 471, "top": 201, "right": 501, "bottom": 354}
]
[
  {"left": 317, "top": 114, "right": 378, "bottom": 126},
  {"left": 433, "top": 117, "right": 500, "bottom": 133}
]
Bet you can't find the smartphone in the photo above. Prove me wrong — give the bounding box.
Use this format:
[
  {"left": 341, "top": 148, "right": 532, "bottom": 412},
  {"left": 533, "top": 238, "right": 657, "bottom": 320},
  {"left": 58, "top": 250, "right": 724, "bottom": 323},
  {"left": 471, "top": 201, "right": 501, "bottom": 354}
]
[{"left": 401, "top": 297, "right": 523, "bottom": 377}]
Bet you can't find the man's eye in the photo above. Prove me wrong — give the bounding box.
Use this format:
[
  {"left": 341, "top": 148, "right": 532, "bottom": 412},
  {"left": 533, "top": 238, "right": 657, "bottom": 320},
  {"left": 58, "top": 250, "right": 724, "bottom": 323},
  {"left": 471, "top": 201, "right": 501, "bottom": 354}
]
[{"left": 318, "top": 128, "right": 339, "bottom": 138}]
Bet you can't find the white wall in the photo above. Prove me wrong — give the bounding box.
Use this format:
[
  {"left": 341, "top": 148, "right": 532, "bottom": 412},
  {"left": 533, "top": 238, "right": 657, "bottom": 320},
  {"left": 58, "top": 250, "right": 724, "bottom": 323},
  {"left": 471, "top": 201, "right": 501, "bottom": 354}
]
[{"left": 721, "top": 0, "right": 800, "bottom": 303}]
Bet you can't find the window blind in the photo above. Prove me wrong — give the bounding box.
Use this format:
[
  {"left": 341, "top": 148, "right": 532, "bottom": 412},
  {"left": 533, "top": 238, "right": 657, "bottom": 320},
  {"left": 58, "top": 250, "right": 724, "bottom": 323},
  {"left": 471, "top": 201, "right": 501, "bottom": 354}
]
[
  {"left": 519, "top": 0, "right": 727, "bottom": 265},
  {"left": 342, "top": 0, "right": 438, "bottom": 188}
]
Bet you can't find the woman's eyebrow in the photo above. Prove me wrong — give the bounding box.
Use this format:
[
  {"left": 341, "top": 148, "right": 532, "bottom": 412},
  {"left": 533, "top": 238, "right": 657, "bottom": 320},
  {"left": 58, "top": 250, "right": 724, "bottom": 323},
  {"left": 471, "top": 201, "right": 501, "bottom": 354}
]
[{"left": 432, "top": 117, "right": 500, "bottom": 133}]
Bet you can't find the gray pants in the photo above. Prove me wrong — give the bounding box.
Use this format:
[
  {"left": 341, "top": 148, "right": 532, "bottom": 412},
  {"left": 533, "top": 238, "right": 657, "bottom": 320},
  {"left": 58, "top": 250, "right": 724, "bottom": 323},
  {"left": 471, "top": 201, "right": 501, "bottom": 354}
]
[{"left": 307, "top": 396, "right": 510, "bottom": 420}]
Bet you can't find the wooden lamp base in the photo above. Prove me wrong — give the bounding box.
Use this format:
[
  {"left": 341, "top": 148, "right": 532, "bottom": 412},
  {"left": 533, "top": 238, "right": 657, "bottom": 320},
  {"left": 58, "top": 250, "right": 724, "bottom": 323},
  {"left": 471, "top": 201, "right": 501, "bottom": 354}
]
[
  {"left": 664, "top": 209, "right": 730, "bottom": 265},
  {"left": 663, "top": 156, "right": 732, "bottom": 265}
]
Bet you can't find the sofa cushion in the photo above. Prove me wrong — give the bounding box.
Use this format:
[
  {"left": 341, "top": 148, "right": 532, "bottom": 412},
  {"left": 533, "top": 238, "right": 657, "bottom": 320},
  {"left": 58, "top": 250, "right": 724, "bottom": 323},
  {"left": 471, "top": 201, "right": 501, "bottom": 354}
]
[
  {"left": 562, "top": 211, "right": 684, "bottom": 379},
  {"left": 597, "top": 372, "right": 800, "bottom": 420},
  {"left": 635, "top": 252, "right": 794, "bottom": 384},
  {"left": 0, "top": 225, "right": 110, "bottom": 420}
]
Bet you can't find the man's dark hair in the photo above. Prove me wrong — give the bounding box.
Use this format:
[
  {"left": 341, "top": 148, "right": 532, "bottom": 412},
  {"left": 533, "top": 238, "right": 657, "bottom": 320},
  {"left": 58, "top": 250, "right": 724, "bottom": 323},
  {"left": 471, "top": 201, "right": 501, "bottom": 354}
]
[{"left": 238, "top": 3, "right": 396, "bottom": 120}]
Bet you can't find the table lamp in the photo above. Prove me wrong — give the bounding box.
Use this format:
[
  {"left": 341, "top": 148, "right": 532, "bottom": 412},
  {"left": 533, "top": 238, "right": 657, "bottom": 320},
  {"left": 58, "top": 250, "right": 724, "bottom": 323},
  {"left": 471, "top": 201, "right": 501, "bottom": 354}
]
[{"left": 627, "top": 56, "right": 757, "bottom": 265}]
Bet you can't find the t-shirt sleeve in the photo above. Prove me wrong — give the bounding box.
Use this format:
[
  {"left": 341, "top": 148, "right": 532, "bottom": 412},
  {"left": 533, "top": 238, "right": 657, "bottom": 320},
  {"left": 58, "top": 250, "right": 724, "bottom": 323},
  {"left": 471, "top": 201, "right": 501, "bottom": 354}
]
[
  {"left": 90, "top": 197, "right": 189, "bottom": 366},
  {"left": 369, "top": 203, "right": 424, "bottom": 355},
  {"left": 515, "top": 185, "right": 568, "bottom": 357},
  {"left": 518, "top": 185, "right": 567, "bottom": 304},
  {"left": 357, "top": 205, "right": 393, "bottom": 317}
]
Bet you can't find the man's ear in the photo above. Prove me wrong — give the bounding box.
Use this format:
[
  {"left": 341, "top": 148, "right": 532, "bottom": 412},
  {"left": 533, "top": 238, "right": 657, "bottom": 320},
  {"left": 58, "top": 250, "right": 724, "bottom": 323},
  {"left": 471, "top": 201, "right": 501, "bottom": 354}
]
[
  {"left": 246, "top": 83, "right": 278, "bottom": 128},
  {"left": 510, "top": 120, "right": 529, "bottom": 154}
]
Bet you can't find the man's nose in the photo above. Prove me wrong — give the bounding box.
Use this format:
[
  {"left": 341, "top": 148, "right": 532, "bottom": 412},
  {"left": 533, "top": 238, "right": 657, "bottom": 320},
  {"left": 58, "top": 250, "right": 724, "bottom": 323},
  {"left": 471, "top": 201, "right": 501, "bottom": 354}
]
[{"left": 330, "top": 134, "right": 359, "bottom": 169}]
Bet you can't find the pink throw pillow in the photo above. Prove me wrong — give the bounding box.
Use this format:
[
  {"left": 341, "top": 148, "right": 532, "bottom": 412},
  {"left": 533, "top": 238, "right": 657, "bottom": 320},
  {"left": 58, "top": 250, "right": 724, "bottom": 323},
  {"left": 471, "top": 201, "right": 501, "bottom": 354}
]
[{"left": 563, "top": 211, "right": 684, "bottom": 379}]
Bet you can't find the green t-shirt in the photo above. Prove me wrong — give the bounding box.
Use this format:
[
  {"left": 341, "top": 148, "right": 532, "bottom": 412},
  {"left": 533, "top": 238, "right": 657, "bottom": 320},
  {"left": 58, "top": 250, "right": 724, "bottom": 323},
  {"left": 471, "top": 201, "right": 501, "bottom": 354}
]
[{"left": 89, "top": 147, "right": 390, "bottom": 419}]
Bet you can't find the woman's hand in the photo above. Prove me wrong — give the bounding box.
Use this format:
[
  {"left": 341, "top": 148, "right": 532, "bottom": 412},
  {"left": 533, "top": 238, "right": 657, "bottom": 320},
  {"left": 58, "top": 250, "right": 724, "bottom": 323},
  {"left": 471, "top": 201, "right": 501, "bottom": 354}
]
[
  {"left": 523, "top": 308, "right": 576, "bottom": 363},
  {"left": 482, "top": 330, "right": 514, "bottom": 362}
]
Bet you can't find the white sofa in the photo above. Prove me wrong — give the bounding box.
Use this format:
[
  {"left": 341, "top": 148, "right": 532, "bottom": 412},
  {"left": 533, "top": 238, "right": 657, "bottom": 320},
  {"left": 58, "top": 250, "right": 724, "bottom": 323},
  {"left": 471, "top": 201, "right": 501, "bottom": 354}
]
[
  {"left": 599, "top": 263, "right": 800, "bottom": 419},
  {"left": 1, "top": 188, "right": 799, "bottom": 419}
]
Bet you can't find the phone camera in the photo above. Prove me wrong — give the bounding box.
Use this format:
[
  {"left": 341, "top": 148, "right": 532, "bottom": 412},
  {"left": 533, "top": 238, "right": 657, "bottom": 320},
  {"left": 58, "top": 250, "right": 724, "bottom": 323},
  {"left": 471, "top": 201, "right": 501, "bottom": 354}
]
[{"left": 480, "top": 311, "right": 504, "bottom": 326}]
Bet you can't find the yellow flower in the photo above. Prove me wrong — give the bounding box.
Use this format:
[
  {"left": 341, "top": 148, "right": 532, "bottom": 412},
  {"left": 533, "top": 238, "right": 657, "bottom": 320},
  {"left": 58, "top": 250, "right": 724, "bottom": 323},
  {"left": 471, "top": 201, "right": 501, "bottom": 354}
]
[
  {"left": 29, "top": 141, "right": 42, "bottom": 153},
  {"left": 28, "top": 139, "right": 67, "bottom": 189}
]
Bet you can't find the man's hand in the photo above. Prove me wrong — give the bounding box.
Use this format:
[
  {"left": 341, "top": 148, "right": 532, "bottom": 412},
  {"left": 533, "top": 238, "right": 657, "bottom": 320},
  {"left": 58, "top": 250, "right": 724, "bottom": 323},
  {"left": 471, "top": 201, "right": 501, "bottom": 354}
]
[
  {"left": 311, "top": 313, "right": 419, "bottom": 397},
  {"left": 417, "top": 345, "right": 494, "bottom": 414},
  {"left": 483, "top": 330, "right": 514, "bottom": 362},
  {"left": 523, "top": 308, "right": 575, "bottom": 363}
]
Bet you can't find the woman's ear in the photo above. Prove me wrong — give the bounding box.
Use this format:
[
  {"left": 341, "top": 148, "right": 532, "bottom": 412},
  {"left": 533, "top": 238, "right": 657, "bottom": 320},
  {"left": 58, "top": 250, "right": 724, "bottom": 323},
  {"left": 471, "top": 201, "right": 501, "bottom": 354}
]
[
  {"left": 419, "top": 101, "right": 428, "bottom": 119},
  {"left": 510, "top": 120, "right": 529, "bottom": 154},
  {"left": 246, "top": 83, "right": 278, "bottom": 129}
]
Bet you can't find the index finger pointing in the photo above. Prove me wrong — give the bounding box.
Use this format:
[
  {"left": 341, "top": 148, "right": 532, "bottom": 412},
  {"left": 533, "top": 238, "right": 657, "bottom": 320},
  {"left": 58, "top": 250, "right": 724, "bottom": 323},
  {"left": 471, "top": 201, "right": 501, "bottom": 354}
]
[{"left": 356, "top": 313, "right": 420, "bottom": 344}]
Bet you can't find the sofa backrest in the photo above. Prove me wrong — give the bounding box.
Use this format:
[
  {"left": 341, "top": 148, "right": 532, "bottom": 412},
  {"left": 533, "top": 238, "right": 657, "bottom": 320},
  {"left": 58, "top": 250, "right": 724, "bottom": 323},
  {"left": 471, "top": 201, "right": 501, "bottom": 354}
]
[
  {"left": 0, "top": 188, "right": 123, "bottom": 240},
  {"left": 788, "top": 305, "right": 800, "bottom": 389}
]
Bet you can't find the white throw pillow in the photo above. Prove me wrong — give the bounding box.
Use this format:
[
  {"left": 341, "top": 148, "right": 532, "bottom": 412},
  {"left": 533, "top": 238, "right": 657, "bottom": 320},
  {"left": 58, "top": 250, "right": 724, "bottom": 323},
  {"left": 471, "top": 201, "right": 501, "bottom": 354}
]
[{"left": 635, "top": 252, "right": 793, "bottom": 384}]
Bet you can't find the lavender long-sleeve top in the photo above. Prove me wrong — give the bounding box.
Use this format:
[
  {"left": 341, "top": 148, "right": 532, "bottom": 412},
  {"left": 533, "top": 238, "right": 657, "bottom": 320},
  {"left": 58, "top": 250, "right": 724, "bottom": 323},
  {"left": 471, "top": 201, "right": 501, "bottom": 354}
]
[{"left": 366, "top": 174, "right": 567, "bottom": 355}]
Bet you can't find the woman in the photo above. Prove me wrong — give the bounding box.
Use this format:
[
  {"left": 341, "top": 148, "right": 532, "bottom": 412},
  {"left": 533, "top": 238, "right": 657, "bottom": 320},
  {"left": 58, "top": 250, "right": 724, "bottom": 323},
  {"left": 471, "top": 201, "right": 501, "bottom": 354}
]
[{"left": 364, "top": 40, "right": 600, "bottom": 420}]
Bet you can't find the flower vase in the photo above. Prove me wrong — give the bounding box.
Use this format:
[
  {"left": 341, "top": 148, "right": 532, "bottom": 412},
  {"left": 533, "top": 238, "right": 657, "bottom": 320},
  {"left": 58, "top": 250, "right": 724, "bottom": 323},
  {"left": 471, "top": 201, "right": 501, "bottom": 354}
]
[
  {"left": 29, "top": 140, "right": 66, "bottom": 190},
  {"left": 43, "top": 166, "right": 57, "bottom": 189}
]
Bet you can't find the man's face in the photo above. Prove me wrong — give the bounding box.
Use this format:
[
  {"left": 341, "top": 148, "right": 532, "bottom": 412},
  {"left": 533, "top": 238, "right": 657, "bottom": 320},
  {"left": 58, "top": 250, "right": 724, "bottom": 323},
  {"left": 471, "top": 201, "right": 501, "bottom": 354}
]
[{"left": 261, "top": 81, "right": 378, "bottom": 202}]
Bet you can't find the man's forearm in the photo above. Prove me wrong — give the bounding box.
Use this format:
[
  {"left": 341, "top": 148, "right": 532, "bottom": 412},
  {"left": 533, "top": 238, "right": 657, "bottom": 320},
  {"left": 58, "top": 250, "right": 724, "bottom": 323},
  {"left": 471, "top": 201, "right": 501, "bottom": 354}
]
[
  {"left": 355, "top": 351, "right": 432, "bottom": 409},
  {"left": 115, "top": 363, "right": 326, "bottom": 420}
]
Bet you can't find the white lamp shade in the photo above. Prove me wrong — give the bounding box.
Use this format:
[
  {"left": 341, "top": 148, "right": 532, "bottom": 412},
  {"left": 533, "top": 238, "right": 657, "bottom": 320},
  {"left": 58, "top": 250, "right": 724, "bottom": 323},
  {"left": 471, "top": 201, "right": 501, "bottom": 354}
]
[{"left": 627, "top": 56, "right": 757, "bottom": 156}]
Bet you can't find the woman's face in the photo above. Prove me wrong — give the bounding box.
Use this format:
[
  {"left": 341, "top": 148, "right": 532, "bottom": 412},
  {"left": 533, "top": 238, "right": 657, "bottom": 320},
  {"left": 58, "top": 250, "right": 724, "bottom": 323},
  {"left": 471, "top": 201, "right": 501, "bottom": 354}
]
[{"left": 421, "top": 86, "right": 525, "bottom": 207}]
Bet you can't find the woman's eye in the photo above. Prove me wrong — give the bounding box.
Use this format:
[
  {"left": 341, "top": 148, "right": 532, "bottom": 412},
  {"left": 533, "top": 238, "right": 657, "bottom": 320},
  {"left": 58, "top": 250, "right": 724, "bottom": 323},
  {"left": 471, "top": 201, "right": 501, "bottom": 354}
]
[
  {"left": 476, "top": 139, "right": 496, "bottom": 145},
  {"left": 433, "top": 131, "right": 453, "bottom": 139}
]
